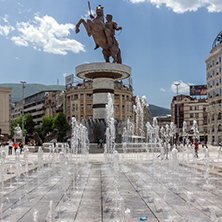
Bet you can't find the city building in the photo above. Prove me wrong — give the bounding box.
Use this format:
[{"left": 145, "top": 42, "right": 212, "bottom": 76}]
[
  {"left": 206, "top": 30, "right": 222, "bottom": 145},
  {"left": 11, "top": 101, "right": 23, "bottom": 122},
  {"left": 155, "top": 114, "right": 171, "bottom": 129},
  {"left": 65, "top": 80, "right": 134, "bottom": 123},
  {"left": 171, "top": 95, "right": 208, "bottom": 142},
  {"left": 45, "top": 91, "right": 65, "bottom": 117},
  {"left": 23, "top": 90, "right": 63, "bottom": 128},
  {"left": 0, "top": 87, "right": 12, "bottom": 140}
]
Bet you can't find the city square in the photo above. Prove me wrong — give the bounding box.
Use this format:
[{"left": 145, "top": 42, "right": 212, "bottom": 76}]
[
  {"left": 1, "top": 1, "right": 222, "bottom": 222},
  {"left": 1, "top": 144, "right": 222, "bottom": 221}
]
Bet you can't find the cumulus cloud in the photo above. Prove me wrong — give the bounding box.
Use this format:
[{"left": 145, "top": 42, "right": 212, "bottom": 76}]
[
  {"left": 129, "top": 0, "right": 222, "bottom": 13},
  {"left": 171, "top": 80, "right": 190, "bottom": 93},
  {"left": 11, "top": 15, "right": 85, "bottom": 55}
]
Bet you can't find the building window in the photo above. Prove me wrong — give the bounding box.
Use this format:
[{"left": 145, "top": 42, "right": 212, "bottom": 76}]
[
  {"left": 115, "top": 94, "right": 119, "bottom": 100},
  {"left": 87, "top": 94, "right": 93, "bottom": 100},
  {"left": 81, "top": 94, "right": 84, "bottom": 100},
  {"left": 218, "top": 112, "right": 221, "bottom": 120},
  {"left": 114, "top": 105, "right": 119, "bottom": 111},
  {"left": 190, "top": 113, "right": 193, "bottom": 118},
  {"left": 81, "top": 104, "right": 84, "bottom": 111},
  {"left": 68, "top": 106, "right": 70, "bottom": 113},
  {"left": 126, "top": 95, "right": 129, "bottom": 101},
  {"left": 195, "top": 106, "right": 199, "bottom": 110},
  {"left": 72, "top": 104, "right": 75, "bottom": 111},
  {"left": 195, "top": 113, "right": 199, "bottom": 118},
  {"left": 122, "top": 105, "right": 125, "bottom": 111},
  {"left": 218, "top": 125, "right": 222, "bottom": 132},
  {"left": 74, "top": 94, "right": 78, "bottom": 100},
  {"left": 76, "top": 104, "right": 78, "bottom": 111},
  {"left": 122, "top": 95, "right": 124, "bottom": 101},
  {"left": 87, "top": 104, "right": 92, "bottom": 110},
  {"left": 190, "top": 106, "right": 193, "bottom": 111}
]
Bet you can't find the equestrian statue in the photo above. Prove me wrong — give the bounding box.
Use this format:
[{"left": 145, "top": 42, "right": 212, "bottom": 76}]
[{"left": 76, "top": 3, "right": 122, "bottom": 64}]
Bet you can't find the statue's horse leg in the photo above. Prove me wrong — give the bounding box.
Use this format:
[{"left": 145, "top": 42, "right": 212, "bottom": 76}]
[
  {"left": 109, "top": 45, "right": 120, "bottom": 63},
  {"left": 117, "top": 49, "right": 122, "bottom": 64},
  {"left": 102, "top": 49, "right": 110, "bottom": 63},
  {"left": 76, "top": 19, "right": 92, "bottom": 37}
]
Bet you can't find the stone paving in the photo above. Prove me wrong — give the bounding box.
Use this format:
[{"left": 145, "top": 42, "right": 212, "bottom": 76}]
[{"left": 1, "top": 145, "right": 222, "bottom": 221}]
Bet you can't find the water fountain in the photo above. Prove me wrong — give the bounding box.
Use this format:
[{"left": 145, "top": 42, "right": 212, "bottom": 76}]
[{"left": 1, "top": 96, "right": 222, "bottom": 221}]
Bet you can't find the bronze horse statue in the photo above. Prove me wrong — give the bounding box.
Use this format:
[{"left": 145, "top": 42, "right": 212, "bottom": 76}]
[{"left": 75, "top": 5, "right": 122, "bottom": 64}]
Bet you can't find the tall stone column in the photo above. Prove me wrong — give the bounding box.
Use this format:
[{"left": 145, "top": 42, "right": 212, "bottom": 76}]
[{"left": 75, "top": 63, "right": 131, "bottom": 120}]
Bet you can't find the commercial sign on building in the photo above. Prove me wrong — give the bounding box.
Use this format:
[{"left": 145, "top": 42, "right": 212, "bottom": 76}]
[
  {"left": 65, "top": 74, "right": 74, "bottom": 87},
  {"left": 190, "top": 85, "right": 207, "bottom": 96}
]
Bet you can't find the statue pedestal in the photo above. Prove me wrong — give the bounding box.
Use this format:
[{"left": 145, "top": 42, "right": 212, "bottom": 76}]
[{"left": 75, "top": 63, "right": 131, "bottom": 120}]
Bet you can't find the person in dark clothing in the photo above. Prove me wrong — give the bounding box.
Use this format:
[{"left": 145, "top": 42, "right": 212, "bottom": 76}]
[
  {"left": 99, "top": 138, "right": 103, "bottom": 148},
  {"left": 97, "top": 137, "right": 100, "bottom": 149}
]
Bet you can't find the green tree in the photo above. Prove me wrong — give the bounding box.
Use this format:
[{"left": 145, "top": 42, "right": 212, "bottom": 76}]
[
  {"left": 11, "top": 113, "right": 35, "bottom": 137},
  {"left": 53, "top": 112, "right": 69, "bottom": 141},
  {"left": 24, "top": 113, "right": 35, "bottom": 135},
  {"left": 40, "top": 115, "right": 54, "bottom": 137}
]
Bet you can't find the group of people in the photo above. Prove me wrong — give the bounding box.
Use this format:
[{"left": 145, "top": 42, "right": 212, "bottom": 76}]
[
  {"left": 158, "top": 139, "right": 209, "bottom": 159},
  {"left": 8, "top": 139, "right": 23, "bottom": 155}
]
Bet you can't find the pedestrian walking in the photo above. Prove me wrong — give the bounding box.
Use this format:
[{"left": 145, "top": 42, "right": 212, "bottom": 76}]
[
  {"left": 8, "top": 139, "right": 13, "bottom": 155},
  {"left": 13, "top": 141, "right": 19, "bottom": 154},
  {"left": 52, "top": 138, "right": 57, "bottom": 147},
  {"left": 99, "top": 138, "right": 103, "bottom": 148},
  {"left": 97, "top": 137, "right": 100, "bottom": 149},
  {"left": 194, "top": 140, "right": 199, "bottom": 158},
  {"left": 19, "top": 141, "right": 23, "bottom": 154}
]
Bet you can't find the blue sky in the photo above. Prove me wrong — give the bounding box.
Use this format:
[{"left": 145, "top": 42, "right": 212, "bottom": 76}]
[{"left": 0, "top": 0, "right": 222, "bottom": 109}]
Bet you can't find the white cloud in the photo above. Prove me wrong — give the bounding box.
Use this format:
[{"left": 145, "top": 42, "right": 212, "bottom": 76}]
[
  {"left": 0, "top": 15, "right": 15, "bottom": 36},
  {"left": 11, "top": 36, "right": 29, "bottom": 46},
  {"left": 0, "top": 24, "right": 14, "bottom": 36},
  {"left": 11, "top": 15, "right": 85, "bottom": 55},
  {"left": 129, "top": 0, "right": 222, "bottom": 13},
  {"left": 171, "top": 80, "right": 190, "bottom": 93},
  {"left": 160, "top": 88, "right": 166, "bottom": 92}
]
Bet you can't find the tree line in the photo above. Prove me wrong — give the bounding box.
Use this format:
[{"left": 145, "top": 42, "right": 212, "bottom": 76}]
[{"left": 11, "top": 112, "right": 70, "bottom": 142}]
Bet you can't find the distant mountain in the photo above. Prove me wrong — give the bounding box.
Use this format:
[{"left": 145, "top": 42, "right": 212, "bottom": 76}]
[
  {"left": 0, "top": 83, "right": 171, "bottom": 116},
  {"left": 0, "top": 83, "right": 65, "bottom": 103},
  {"left": 149, "top": 104, "right": 171, "bottom": 117}
]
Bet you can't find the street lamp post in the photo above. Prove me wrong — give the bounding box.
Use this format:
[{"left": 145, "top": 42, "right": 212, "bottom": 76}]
[
  {"left": 20, "top": 81, "right": 26, "bottom": 144},
  {"left": 175, "top": 82, "right": 180, "bottom": 144}
]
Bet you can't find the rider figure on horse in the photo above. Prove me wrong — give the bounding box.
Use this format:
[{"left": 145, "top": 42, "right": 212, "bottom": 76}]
[
  {"left": 90, "top": 6, "right": 122, "bottom": 50},
  {"left": 105, "top": 14, "right": 122, "bottom": 48}
]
